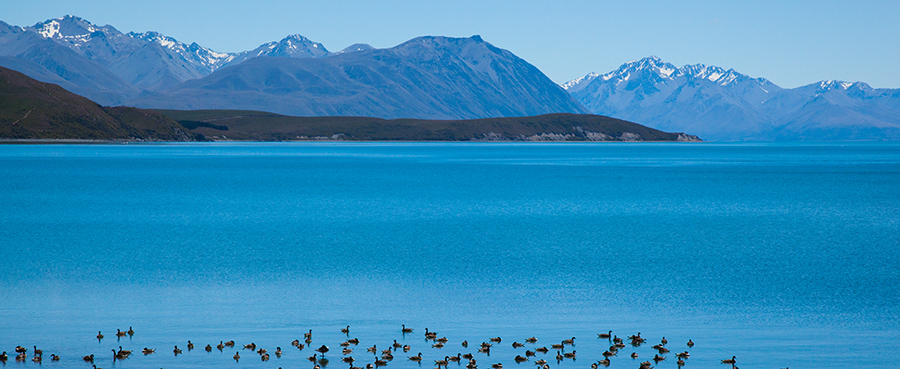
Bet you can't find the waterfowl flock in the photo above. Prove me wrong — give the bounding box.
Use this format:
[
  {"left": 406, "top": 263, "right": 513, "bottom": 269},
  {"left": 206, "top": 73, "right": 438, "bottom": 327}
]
[{"left": 0, "top": 325, "right": 759, "bottom": 368}]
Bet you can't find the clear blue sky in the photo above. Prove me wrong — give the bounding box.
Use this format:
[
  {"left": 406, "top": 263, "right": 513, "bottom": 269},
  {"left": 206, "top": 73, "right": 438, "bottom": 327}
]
[{"left": 3, "top": 0, "right": 899, "bottom": 88}]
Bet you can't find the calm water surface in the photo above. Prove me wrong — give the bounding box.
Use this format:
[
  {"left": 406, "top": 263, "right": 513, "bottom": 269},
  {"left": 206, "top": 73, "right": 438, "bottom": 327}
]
[{"left": 1, "top": 142, "right": 898, "bottom": 369}]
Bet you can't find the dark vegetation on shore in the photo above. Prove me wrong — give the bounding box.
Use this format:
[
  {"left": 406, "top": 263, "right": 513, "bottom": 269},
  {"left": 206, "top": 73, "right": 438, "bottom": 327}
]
[
  {"left": 1, "top": 66, "right": 699, "bottom": 142},
  {"left": 155, "top": 109, "right": 700, "bottom": 142}
]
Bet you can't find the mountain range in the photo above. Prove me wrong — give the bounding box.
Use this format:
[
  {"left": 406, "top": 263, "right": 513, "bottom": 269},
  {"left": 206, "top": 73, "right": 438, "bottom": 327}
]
[
  {"left": 0, "top": 16, "right": 586, "bottom": 120},
  {"left": 1, "top": 16, "right": 899, "bottom": 141},
  {"left": 564, "top": 57, "right": 900, "bottom": 141}
]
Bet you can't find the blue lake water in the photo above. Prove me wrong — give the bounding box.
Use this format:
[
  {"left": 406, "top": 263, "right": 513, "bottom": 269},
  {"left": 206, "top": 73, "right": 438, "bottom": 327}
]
[{"left": 1, "top": 142, "right": 899, "bottom": 369}]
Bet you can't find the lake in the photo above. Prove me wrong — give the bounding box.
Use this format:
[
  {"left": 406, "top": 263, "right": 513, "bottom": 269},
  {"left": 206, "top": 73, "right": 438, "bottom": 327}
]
[{"left": 1, "top": 142, "right": 898, "bottom": 369}]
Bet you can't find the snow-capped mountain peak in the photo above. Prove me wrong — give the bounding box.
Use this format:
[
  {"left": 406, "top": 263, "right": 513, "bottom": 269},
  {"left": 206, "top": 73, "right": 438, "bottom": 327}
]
[
  {"left": 29, "top": 15, "right": 117, "bottom": 46},
  {"left": 128, "top": 31, "right": 236, "bottom": 71}
]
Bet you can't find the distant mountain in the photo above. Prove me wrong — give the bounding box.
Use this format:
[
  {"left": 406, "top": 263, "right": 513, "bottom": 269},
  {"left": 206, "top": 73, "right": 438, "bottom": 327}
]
[
  {"left": 0, "top": 66, "right": 194, "bottom": 140},
  {"left": 24, "top": 16, "right": 234, "bottom": 91},
  {"left": 223, "top": 34, "right": 330, "bottom": 67},
  {"left": 565, "top": 56, "right": 900, "bottom": 141},
  {"left": 131, "top": 35, "right": 589, "bottom": 119}
]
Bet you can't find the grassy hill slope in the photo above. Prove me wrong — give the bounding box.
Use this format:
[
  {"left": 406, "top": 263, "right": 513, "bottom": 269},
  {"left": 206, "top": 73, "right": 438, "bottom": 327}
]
[{"left": 0, "top": 66, "right": 194, "bottom": 141}]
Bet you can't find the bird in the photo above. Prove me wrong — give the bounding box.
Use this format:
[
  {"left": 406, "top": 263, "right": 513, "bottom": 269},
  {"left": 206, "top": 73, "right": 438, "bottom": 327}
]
[
  {"left": 393, "top": 340, "right": 403, "bottom": 349},
  {"left": 225, "top": 340, "right": 235, "bottom": 347},
  {"left": 598, "top": 358, "right": 610, "bottom": 366},
  {"left": 526, "top": 337, "right": 538, "bottom": 343},
  {"left": 425, "top": 328, "right": 437, "bottom": 339},
  {"left": 403, "top": 345, "right": 411, "bottom": 352},
  {"left": 433, "top": 342, "right": 445, "bottom": 348},
  {"left": 535, "top": 347, "right": 549, "bottom": 353},
  {"left": 174, "top": 346, "right": 182, "bottom": 355},
  {"left": 375, "top": 358, "right": 388, "bottom": 367},
  {"left": 317, "top": 345, "right": 330, "bottom": 355},
  {"left": 127, "top": 326, "right": 134, "bottom": 336},
  {"left": 112, "top": 349, "right": 127, "bottom": 360},
  {"left": 257, "top": 348, "right": 267, "bottom": 355},
  {"left": 653, "top": 354, "right": 665, "bottom": 362},
  {"left": 555, "top": 351, "right": 563, "bottom": 361},
  {"left": 563, "top": 351, "right": 576, "bottom": 359},
  {"left": 32, "top": 355, "right": 42, "bottom": 363},
  {"left": 449, "top": 354, "right": 461, "bottom": 362},
  {"left": 206, "top": 344, "right": 213, "bottom": 352},
  {"left": 309, "top": 354, "right": 318, "bottom": 362},
  {"left": 348, "top": 338, "right": 360, "bottom": 344},
  {"left": 512, "top": 342, "right": 524, "bottom": 348},
  {"left": 234, "top": 352, "right": 240, "bottom": 361},
  {"left": 117, "top": 347, "right": 132, "bottom": 356},
  {"left": 187, "top": 341, "right": 194, "bottom": 350},
  {"left": 244, "top": 343, "right": 257, "bottom": 350},
  {"left": 461, "top": 353, "right": 474, "bottom": 360},
  {"left": 491, "top": 363, "right": 502, "bottom": 369},
  {"left": 409, "top": 352, "right": 423, "bottom": 361},
  {"left": 368, "top": 345, "right": 378, "bottom": 353},
  {"left": 305, "top": 329, "right": 313, "bottom": 339},
  {"left": 631, "top": 352, "right": 638, "bottom": 359},
  {"left": 435, "top": 356, "right": 450, "bottom": 366},
  {"left": 561, "top": 337, "right": 575, "bottom": 345},
  {"left": 294, "top": 339, "right": 302, "bottom": 347},
  {"left": 142, "top": 348, "right": 155, "bottom": 355},
  {"left": 383, "top": 352, "right": 394, "bottom": 360},
  {"left": 344, "top": 356, "right": 357, "bottom": 364},
  {"left": 261, "top": 353, "right": 270, "bottom": 361},
  {"left": 343, "top": 348, "right": 353, "bottom": 355},
  {"left": 550, "top": 343, "right": 564, "bottom": 350},
  {"left": 525, "top": 350, "right": 535, "bottom": 357},
  {"left": 722, "top": 356, "right": 737, "bottom": 364},
  {"left": 402, "top": 324, "right": 413, "bottom": 333},
  {"left": 677, "top": 358, "right": 685, "bottom": 367},
  {"left": 676, "top": 352, "right": 690, "bottom": 359},
  {"left": 490, "top": 337, "right": 502, "bottom": 343},
  {"left": 515, "top": 355, "right": 529, "bottom": 363},
  {"left": 276, "top": 347, "right": 283, "bottom": 358},
  {"left": 342, "top": 325, "right": 351, "bottom": 334},
  {"left": 33, "top": 346, "right": 43, "bottom": 356},
  {"left": 50, "top": 354, "right": 60, "bottom": 361},
  {"left": 92, "top": 365, "right": 103, "bottom": 369},
  {"left": 661, "top": 337, "right": 668, "bottom": 345},
  {"left": 1, "top": 351, "right": 8, "bottom": 362},
  {"left": 687, "top": 340, "right": 694, "bottom": 348},
  {"left": 534, "top": 359, "right": 547, "bottom": 366},
  {"left": 97, "top": 331, "right": 104, "bottom": 340},
  {"left": 598, "top": 331, "right": 612, "bottom": 339},
  {"left": 217, "top": 341, "right": 225, "bottom": 350},
  {"left": 15, "top": 347, "right": 26, "bottom": 354},
  {"left": 83, "top": 354, "right": 94, "bottom": 362}
]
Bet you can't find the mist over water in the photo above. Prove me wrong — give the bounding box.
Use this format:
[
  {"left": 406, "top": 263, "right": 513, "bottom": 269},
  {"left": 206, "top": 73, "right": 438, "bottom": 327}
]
[{"left": 1, "top": 142, "right": 898, "bottom": 369}]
